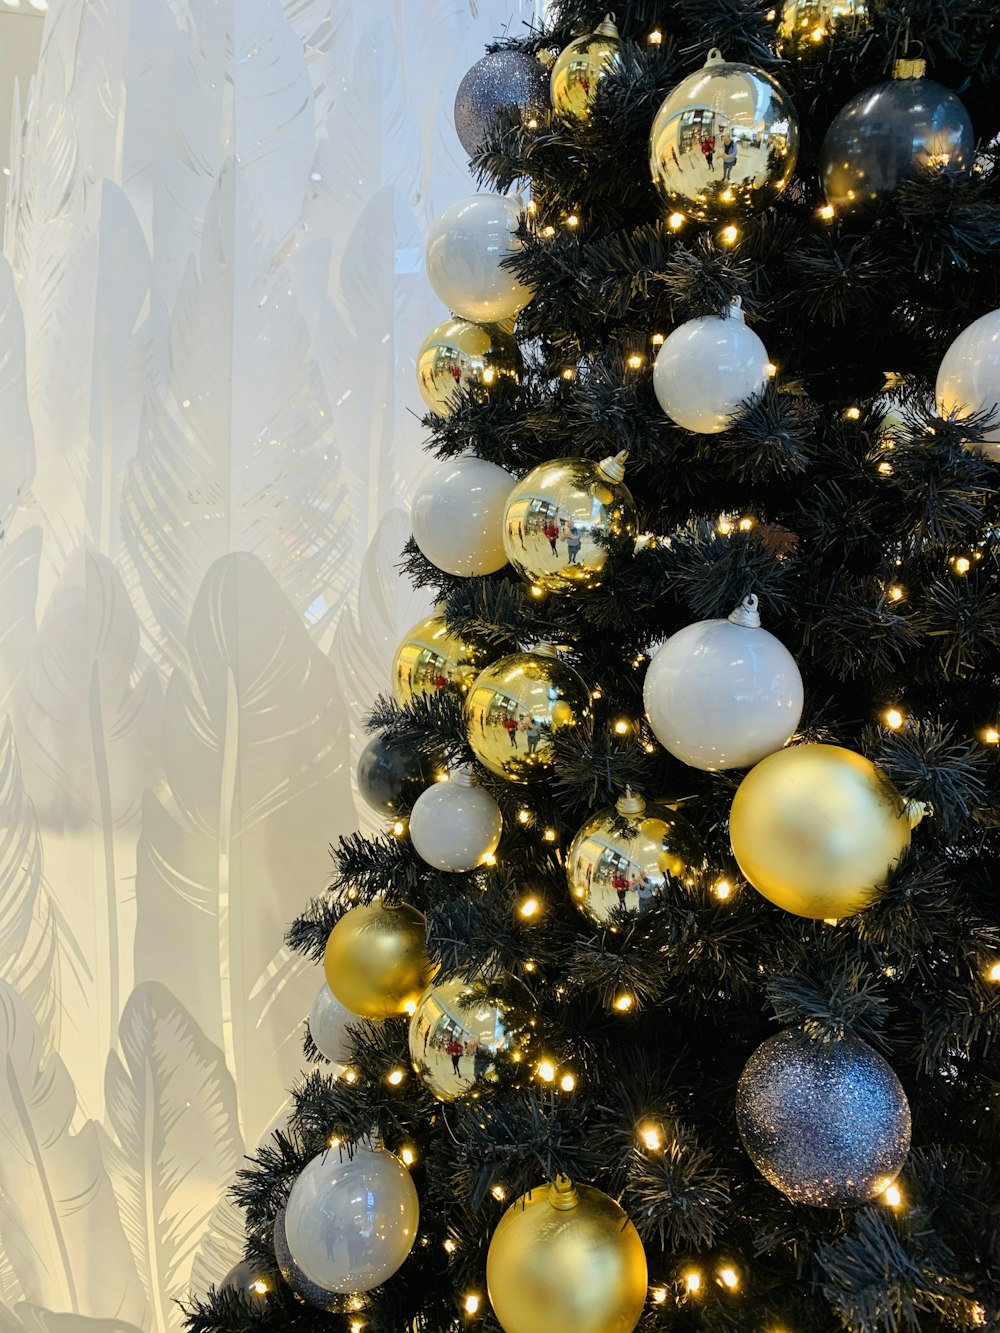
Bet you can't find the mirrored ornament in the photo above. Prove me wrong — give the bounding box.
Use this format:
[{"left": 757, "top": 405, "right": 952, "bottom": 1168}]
[
  {"left": 550, "top": 14, "right": 622, "bottom": 122},
  {"left": 643, "top": 594, "right": 803, "bottom": 771},
  {"left": 935, "top": 307, "right": 1000, "bottom": 462},
  {"left": 736, "top": 1029, "right": 911, "bottom": 1207},
  {"left": 777, "top": 0, "right": 870, "bottom": 62},
  {"left": 425, "top": 193, "right": 532, "bottom": 324},
  {"left": 567, "top": 789, "right": 705, "bottom": 926},
  {"left": 408, "top": 972, "right": 537, "bottom": 1101},
  {"left": 411, "top": 454, "right": 515, "bottom": 577},
  {"left": 729, "top": 744, "right": 928, "bottom": 919},
  {"left": 323, "top": 901, "right": 436, "bottom": 1019},
  {"left": 308, "top": 983, "right": 369, "bottom": 1066},
  {"left": 820, "top": 60, "right": 973, "bottom": 213},
  {"left": 417, "top": 318, "right": 523, "bottom": 419},
  {"left": 273, "top": 1207, "right": 346, "bottom": 1312},
  {"left": 357, "top": 735, "right": 439, "bottom": 815},
  {"left": 502, "top": 452, "right": 638, "bottom": 593},
  {"left": 649, "top": 48, "right": 799, "bottom": 222},
  {"left": 409, "top": 765, "right": 503, "bottom": 871},
  {"left": 455, "top": 49, "right": 549, "bottom": 157},
  {"left": 653, "top": 303, "right": 770, "bottom": 434},
  {"left": 392, "top": 613, "right": 489, "bottom": 709},
  {"left": 487, "top": 1176, "right": 647, "bottom": 1333},
  {"left": 285, "top": 1147, "right": 419, "bottom": 1293},
  {"left": 220, "top": 1261, "right": 270, "bottom": 1307},
  {"left": 465, "top": 646, "right": 591, "bottom": 783}
]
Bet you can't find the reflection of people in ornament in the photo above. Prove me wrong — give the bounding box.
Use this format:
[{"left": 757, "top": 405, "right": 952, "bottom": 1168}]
[
  {"left": 474, "top": 1044, "right": 491, "bottom": 1080},
  {"left": 543, "top": 521, "right": 559, "bottom": 555},
  {"left": 722, "top": 133, "right": 738, "bottom": 180},
  {"left": 504, "top": 716, "right": 519, "bottom": 747},
  {"left": 525, "top": 719, "right": 542, "bottom": 753},
  {"left": 702, "top": 134, "right": 716, "bottom": 170},
  {"left": 566, "top": 526, "right": 582, "bottom": 564},
  {"left": 636, "top": 873, "right": 655, "bottom": 907},
  {"left": 613, "top": 870, "right": 629, "bottom": 905},
  {"left": 447, "top": 1038, "right": 464, "bottom": 1076}
]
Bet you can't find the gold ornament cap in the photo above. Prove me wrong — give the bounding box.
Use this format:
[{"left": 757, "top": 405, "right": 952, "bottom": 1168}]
[
  {"left": 615, "top": 787, "right": 646, "bottom": 817},
  {"left": 528, "top": 641, "right": 559, "bottom": 659},
  {"left": 594, "top": 14, "right": 620, "bottom": 38},
  {"left": 728, "top": 593, "right": 762, "bottom": 628},
  {"left": 597, "top": 449, "right": 628, "bottom": 483},
  {"left": 893, "top": 55, "right": 927, "bottom": 79},
  {"left": 548, "top": 1175, "right": 580, "bottom": 1210}
]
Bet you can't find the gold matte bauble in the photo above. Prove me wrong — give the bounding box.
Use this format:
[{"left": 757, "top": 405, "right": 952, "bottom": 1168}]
[
  {"left": 323, "top": 901, "right": 436, "bottom": 1019},
  {"left": 729, "top": 744, "right": 926, "bottom": 920},
  {"left": 649, "top": 48, "right": 799, "bottom": 222},
  {"left": 550, "top": 15, "right": 622, "bottom": 121},
  {"left": 464, "top": 646, "right": 591, "bottom": 783},
  {"left": 777, "top": 0, "right": 869, "bottom": 61},
  {"left": 567, "top": 789, "right": 705, "bottom": 926},
  {"left": 486, "top": 1176, "right": 648, "bottom": 1333},
  {"left": 416, "top": 318, "right": 524, "bottom": 418},
  {"left": 502, "top": 452, "right": 637, "bottom": 594},
  {"left": 391, "top": 614, "right": 489, "bottom": 708},
  {"left": 408, "top": 974, "right": 538, "bottom": 1102}
]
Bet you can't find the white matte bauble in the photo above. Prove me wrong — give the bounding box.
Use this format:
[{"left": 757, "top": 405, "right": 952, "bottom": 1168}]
[
  {"left": 409, "top": 766, "right": 503, "bottom": 871},
  {"left": 285, "top": 1147, "right": 419, "bottom": 1293},
  {"left": 410, "top": 455, "right": 515, "bottom": 577},
  {"left": 425, "top": 193, "right": 532, "bottom": 325},
  {"left": 308, "top": 984, "right": 368, "bottom": 1066},
  {"left": 653, "top": 304, "right": 770, "bottom": 434},
  {"left": 936, "top": 307, "right": 1000, "bottom": 461},
  {"left": 643, "top": 595, "right": 803, "bottom": 771}
]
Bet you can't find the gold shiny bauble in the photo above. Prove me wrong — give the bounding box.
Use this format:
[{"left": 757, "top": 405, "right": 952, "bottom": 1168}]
[
  {"left": 408, "top": 974, "right": 538, "bottom": 1102},
  {"left": 487, "top": 1176, "right": 648, "bottom": 1333},
  {"left": 649, "top": 48, "right": 799, "bottom": 223},
  {"left": 323, "top": 901, "right": 436, "bottom": 1019},
  {"left": 777, "top": 0, "right": 869, "bottom": 62},
  {"left": 391, "top": 613, "right": 488, "bottom": 708},
  {"left": 550, "top": 15, "right": 622, "bottom": 122},
  {"left": 416, "top": 318, "right": 524, "bottom": 419},
  {"left": 567, "top": 789, "right": 705, "bottom": 927},
  {"left": 729, "top": 744, "right": 926, "bottom": 920},
  {"left": 464, "top": 646, "right": 591, "bottom": 783},
  {"left": 502, "top": 452, "right": 637, "bottom": 594}
]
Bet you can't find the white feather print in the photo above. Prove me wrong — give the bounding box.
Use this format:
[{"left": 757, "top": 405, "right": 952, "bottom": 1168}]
[
  {"left": 5, "top": 1309, "right": 144, "bottom": 1333},
  {"left": 0, "top": 982, "right": 147, "bottom": 1324},
  {"left": 282, "top": 0, "right": 349, "bottom": 134},
  {"left": 0, "top": 528, "right": 40, "bottom": 720},
  {"left": 102, "top": 982, "right": 243, "bottom": 1332},
  {"left": 0, "top": 257, "right": 35, "bottom": 530}
]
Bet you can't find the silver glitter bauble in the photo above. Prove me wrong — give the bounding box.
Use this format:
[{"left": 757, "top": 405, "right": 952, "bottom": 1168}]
[
  {"left": 736, "top": 1029, "right": 911, "bottom": 1207},
  {"left": 273, "top": 1207, "right": 349, "bottom": 1313},
  {"left": 454, "top": 50, "right": 549, "bottom": 158}
]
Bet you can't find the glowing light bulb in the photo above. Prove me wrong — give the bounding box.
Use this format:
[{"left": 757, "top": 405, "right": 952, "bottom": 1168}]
[
  {"left": 537, "top": 1060, "right": 556, "bottom": 1082},
  {"left": 668, "top": 212, "right": 685, "bottom": 230},
  {"left": 638, "top": 1122, "right": 662, "bottom": 1151},
  {"left": 719, "top": 1266, "right": 739, "bottom": 1290},
  {"left": 983, "top": 728, "right": 999, "bottom": 744},
  {"left": 884, "top": 707, "right": 904, "bottom": 730},
  {"left": 543, "top": 828, "right": 557, "bottom": 843},
  {"left": 648, "top": 29, "right": 663, "bottom": 43},
  {"left": 717, "top": 517, "right": 734, "bottom": 534},
  {"left": 525, "top": 118, "right": 539, "bottom": 130},
  {"left": 565, "top": 214, "right": 579, "bottom": 228},
  {"left": 392, "top": 820, "right": 406, "bottom": 836},
  {"left": 685, "top": 1271, "right": 702, "bottom": 1294},
  {"left": 953, "top": 556, "right": 971, "bottom": 574},
  {"left": 720, "top": 224, "right": 739, "bottom": 245},
  {"left": 883, "top": 1184, "right": 902, "bottom": 1208},
  {"left": 615, "top": 994, "right": 635, "bottom": 1012},
  {"left": 765, "top": 362, "right": 777, "bottom": 377},
  {"left": 561, "top": 368, "right": 576, "bottom": 381},
  {"left": 542, "top": 225, "right": 556, "bottom": 238},
  {"left": 845, "top": 405, "right": 861, "bottom": 420},
  {"left": 560, "top": 1073, "right": 576, "bottom": 1092},
  {"left": 811, "top": 24, "right": 826, "bottom": 39},
  {"left": 627, "top": 354, "right": 644, "bottom": 370},
  {"left": 530, "top": 584, "right": 545, "bottom": 598},
  {"left": 652, "top": 1288, "right": 667, "bottom": 1304},
  {"left": 643, "top": 742, "right": 656, "bottom": 754},
  {"left": 403, "top": 998, "right": 417, "bottom": 1016},
  {"left": 350, "top": 1322, "right": 364, "bottom": 1333},
  {"left": 518, "top": 808, "right": 532, "bottom": 823},
  {"left": 481, "top": 367, "right": 495, "bottom": 385},
  {"left": 400, "top": 1146, "right": 416, "bottom": 1166},
  {"left": 614, "top": 719, "right": 631, "bottom": 735},
  {"left": 651, "top": 332, "right": 665, "bottom": 346},
  {"left": 888, "top": 585, "right": 904, "bottom": 601},
  {"left": 591, "top": 687, "right": 603, "bottom": 700},
  {"left": 714, "top": 879, "right": 732, "bottom": 900},
  {"left": 251, "top": 1280, "right": 269, "bottom": 1295},
  {"left": 988, "top": 962, "right": 1000, "bottom": 981},
  {"left": 343, "top": 1069, "right": 358, "bottom": 1084},
  {"left": 435, "top": 770, "right": 450, "bottom": 782},
  {"left": 519, "top": 897, "right": 540, "bottom": 919},
  {"left": 328, "top": 1134, "right": 342, "bottom": 1148},
  {"left": 444, "top": 1238, "right": 457, "bottom": 1254},
  {"left": 491, "top": 1184, "right": 507, "bottom": 1201},
  {"left": 387, "top": 1068, "right": 405, "bottom": 1086},
  {"left": 738, "top": 516, "right": 754, "bottom": 531},
  {"left": 464, "top": 1295, "right": 481, "bottom": 1316},
  {"left": 524, "top": 960, "right": 536, "bottom": 972}
]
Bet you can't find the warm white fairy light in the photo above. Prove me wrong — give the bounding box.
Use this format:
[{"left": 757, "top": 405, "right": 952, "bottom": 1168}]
[
  {"left": 614, "top": 719, "right": 631, "bottom": 735},
  {"left": 720, "top": 224, "right": 739, "bottom": 245},
  {"left": 988, "top": 962, "right": 1000, "bottom": 982},
  {"left": 491, "top": 1184, "right": 507, "bottom": 1201},
  {"left": 982, "top": 727, "right": 999, "bottom": 745},
  {"left": 953, "top": 555, "right": 971, "bottom": 575},
  {"left": 403, "top": 998, "right": 417, "bottom": 1016},
  {"left": 537, "top": 1059, "right": 556, "bottom": 1082},
  {"left": 444, "top": 1238, "right": 457, "bottom": 1254},
  {"left": 888, "top": 585, "right": 904, "bottom": 602},
  {"left": 392, "top": 819, "right": 406, "bottom": 836},
  {"left": 519, "top": 897, "right": 540, "bottom": 919},
  {"left": 565, "top": 214, "right": 580, "bottom": 228},
  {"left": 651, "top": 332, "right": 665, "bottom": 346},
  {"left": 543, "top": 827, "right": 558, "bottom": 843},
  {"left": 627, "top": 354, "right": 644, "bottom": 370},
  {"left": 638, "top": 1121, "right": 662, "bottom": 1151},
  {"left": 719, "top": 1266, "right": 740, "bottom": 1290},
  {"left": 844, "top": 405, "right": 861, "bottom": 420},
  {"left": 883, "top": 1184, "right": 902, "bottom": 1208},
  {"left": 884, "top": 707, "right": 904, "bottom": 730},
  {"left": 343, "top": 1069, "right": 358, "bottom": 1084},
  {"left": 615, "top": 993, "right": 635, "bottom": 1012},
  {"left": 685, "top": 1270, "right": 702, "bottom": 1294},
  {"left": 651, "top": 1288, "right": 667, "bottom": 1304},
  {"left": 387, "top": 1068, "right": 405, "bottom": 1086},
  {"left": 464, "top": 1295, "right": 481, "bottom": 1316},
  {"left": 560, "top": 1072, "right": 576, "bottom": 1092},
  {"left": 714, "top": 879, "right": 733, "bottom": 901},
  {"left": 648, "top": 29, "right": 663, "bottom": 44},
  {"left": 250, "top": 1280, "right": 269, "bottom": 1295},
  {"left": 400, "top": 1145, "right": 416, "bottom": 1166},
  {"left": 668, "top": 212, "right": 685, "bottom": 230},
  {"left": 738, "top": 516, "right": 755, "bottom": 531}
]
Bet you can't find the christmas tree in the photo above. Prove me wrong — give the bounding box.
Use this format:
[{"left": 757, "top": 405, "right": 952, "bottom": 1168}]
[{"left": 184, "top": 2, "right": 1000, "bottom": 1330}]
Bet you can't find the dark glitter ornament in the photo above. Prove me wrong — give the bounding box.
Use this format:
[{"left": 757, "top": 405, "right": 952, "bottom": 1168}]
[
  {"left": 273, "top": 1207, "right": 352, "bottom": 1313},
  {"left": 454, "top": 50, "right": 549, "bottom": 158},
  {"left": 736, "top": 1028, "right": 910, "bottom": 1207}
]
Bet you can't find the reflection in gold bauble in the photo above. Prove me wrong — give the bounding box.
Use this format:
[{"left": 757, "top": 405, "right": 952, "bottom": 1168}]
[
  {"left": 550, "top": 15, "right": 622, "bottom": 121},
  {"left": 392, "top": 614, "right": 489, "bottom": 708},
  {"left": 408, "top": 974, "right": 537, "bottom": 1102},
  {"left": 416, "top": 318, "right": 523, "bottom": 419},
  {"left": 729, "top": 744, "right": 926, "bottom": 920},
  {"left": 486, "top": 1176, "right": 647, "bottom": 1333},
  {"left": 464, "top": 646, "right": 591, "bottom": 783},
  {"left": 649, "top": 49, "right": 799, "bottom": 222},
  {"left": 503, "top": 452, "right": 638, "bottom": 594},
  {"left": 777, "top": 0, "right": 869, "bottom": 62},
  {"left": 567, "top": 789, "right": 705, "bottom": 926},
  {"left": 323, "top": 901, "right": 436, "bottom": 1019}
]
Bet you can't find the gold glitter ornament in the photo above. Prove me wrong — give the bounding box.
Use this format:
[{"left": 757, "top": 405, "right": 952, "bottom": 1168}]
[
  {"left": 464, "top": 644, "right": 591, "bottom": 783},
  {"left": 550, "top": 15, "right": 623, "bottom": 121},
  {"left": 391, "top": 613, "right": 489, "bottom": 708},
  {"left": 416, "top": 318, "right": 523, "bottom": 419},
  {"left": 323, "top": 901, "right": 436, "bottom": 1019}
]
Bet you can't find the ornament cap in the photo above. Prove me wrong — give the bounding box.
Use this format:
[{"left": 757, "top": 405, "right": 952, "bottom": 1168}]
[
  {"left": 905, "top": 799, "right": 931, "bottom": 829},
  {"left": 548, "top": 1174, "right": 580, "bottom": 1210},
  {"left": 705, "top": 47, "right": 726, "bottom": 66},
  {"left": 728, "top": 594, "right": 762, "bottom": 628},
  {"left": 725, "top": 296, "right": 747, "bottom": 324},
  {"left": 594, "top": 14, "right": 620, "bottom": 39},
  {"left": 893, "top": 55, "right": 927, "bottom": 80},
  {"left": 616, "top": 786, "right": 646, "bottom": 817},
  {"left": 451, "top": 764, "right": 477, "bottom": 788},
  {"left": 529, "top": 641, "right": 559, "bottom": 659},
  {"left": 597, "top": 450, "right": 628, "bottom": 483}
]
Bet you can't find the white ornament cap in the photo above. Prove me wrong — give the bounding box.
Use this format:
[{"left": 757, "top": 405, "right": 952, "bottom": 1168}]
[
  {"left": 597, "top": 449, "right": 628, "bottom": 483},
  {"left": 727, "top": 593, "right": 762, "bottom": 628},
  {"left": 595, "top": 14, "right": 620, "bottom": 38},
  {"left": 725, "top": 296, "right": 747, "bottom": 324},
  {"left": 905, "top": 799, "right": 932, "bottom": 829},
  {"left": 450, "top": 764, "right": 477, "bottom": 788},
  {"left": 705, "top": 47, "right": 726, "bottom": 67},
  {"left": 615, "top": 786, "right": 646, "bottom": 817}
]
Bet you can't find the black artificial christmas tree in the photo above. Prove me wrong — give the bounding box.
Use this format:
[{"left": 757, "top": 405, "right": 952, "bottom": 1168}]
[{"left": 185, "top": 3, "right": 1000, "bottom": 1331}]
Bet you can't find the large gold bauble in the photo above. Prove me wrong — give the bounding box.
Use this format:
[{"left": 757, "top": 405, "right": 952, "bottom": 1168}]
[
  {"left": 502, "top": 452, "right": 637, "bottom": 594},
  {"left": 391, "top": 613, "right": 489, "bottom": 708},
  {"left": 487, "top": 1176, "right": 648, "bottom": 1333},
  {"left": 649, "top": 48, "right": 799, "bottom": 223},
  {"left": 416, "top": 318, "right": 524, "bottom": 419},
  {"left": 550, "top": 15, "right": 622, "bottom": 122},
  {"left": 567, "top": 789, "right": 705, "bottom": 927},
  {"left": 464, "top": 647, "right": 591, "bottom": 783},
  {"left": 323, "top": 901, "right": 436, "bottom": 1019},
  {"left": 408, "top": 973, "right": 538, "bottom": 1102},
  {"left": 777, "top": 0, "right": 870, "bottom": 62},
  {"left": 729, "top": 744, "right": 926, "bottom": 920}
]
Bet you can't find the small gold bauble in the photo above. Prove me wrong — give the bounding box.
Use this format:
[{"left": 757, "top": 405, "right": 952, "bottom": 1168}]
[
  {"left": 729, "top": 744, "right": 926, "bottom": 920},
  {"left": 502, "top": 452, "right": 637, "bottom": 594},
  {"left": 486, "top": 1176, "right": 648, "bottom": 1333},
  {"left": 464, "top": 646, "right": 591, "bottom": 783},
  {"left": 649, "top": 48, "right": 799, "bottom": 222},
  {"left": 567, "top": 789, "right": 705, "bottom": 926},
  {"left": 777, "top": 0, "right": 870, "bottom": 62},
  {"left": 416, "top": 317, "right": 524, "bottom": 418},
  {"left": 391, "top": 613, "right": 489, "bottom": 708},
  {"left": 550, "top": 15, "right": 622, "bottom": 121},
  {"left": 408, "top": 973, "right": 538, "bottom": 1102},
  {"left": 323, "top": 901, "right": 436, "bottom": 1019}
]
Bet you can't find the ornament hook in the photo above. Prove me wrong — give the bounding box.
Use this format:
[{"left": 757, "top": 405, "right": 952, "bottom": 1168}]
[{"left": 728, "top": 594, "right": 762, "bottom": 628}]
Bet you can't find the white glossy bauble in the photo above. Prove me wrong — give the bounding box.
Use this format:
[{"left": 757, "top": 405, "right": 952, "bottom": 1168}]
[
  {"left": 653, "top": 305, "right": 770, "bottom": 434},
  {"left": 409, "top": 767, "right": 503, "bottom": 871},
  {"left": 308, "top": 984, "right": 367, "bottom": 1066},
  {"left": 410, "top": 455, "right": 515, "bottom": 577},
  {"left": 643, "top": 596, "right": 803, "bottom": 771},
  {"left": 425, "top": 193, "right": 533, "bottom": 324},
  {"left": 936, "top": 308, "right": 1000, "bottom": 462},
  {"left": 285, "top": 1148, "right": 419, "bottom": 1293}
]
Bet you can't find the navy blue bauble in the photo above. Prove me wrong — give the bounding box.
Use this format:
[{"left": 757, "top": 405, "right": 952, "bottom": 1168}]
[
  {"left": 454, "top": 50, "right": 548, "bottom": 158},
  {"left": 356, "top": 735, "right": 438, "bottom": 816}
]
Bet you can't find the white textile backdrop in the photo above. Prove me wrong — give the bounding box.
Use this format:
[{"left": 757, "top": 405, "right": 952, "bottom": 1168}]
[{"left": 0, "top": 0, "right": 541, "bottom": 1327}]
